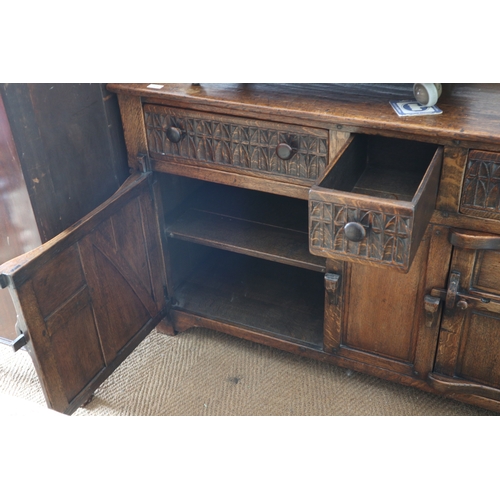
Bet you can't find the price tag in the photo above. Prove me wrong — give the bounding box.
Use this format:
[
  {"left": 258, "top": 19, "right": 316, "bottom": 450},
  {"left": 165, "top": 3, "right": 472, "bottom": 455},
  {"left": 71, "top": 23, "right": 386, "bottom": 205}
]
[{"left": 390, "top": 100, "right": 442, "bottom": 117}]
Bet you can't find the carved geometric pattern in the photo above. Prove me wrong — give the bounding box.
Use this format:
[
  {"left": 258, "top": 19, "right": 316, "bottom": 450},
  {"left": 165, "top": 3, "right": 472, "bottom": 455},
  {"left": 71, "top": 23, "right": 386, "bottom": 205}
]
[
  {"left": 461, "top": 158, "right": 500, "bottom": 213},
  {"left": 144, "top": 110, "right": 328, "bottom": 180},
  {"left": 310, "top": 200, "right": 413, "bottom": 266}
]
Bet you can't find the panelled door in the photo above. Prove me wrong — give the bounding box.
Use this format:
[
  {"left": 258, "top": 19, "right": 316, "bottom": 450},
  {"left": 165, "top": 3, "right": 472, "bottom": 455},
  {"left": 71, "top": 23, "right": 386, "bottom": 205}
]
[
  {"left": 0, "top": 173, "right": 167, "bottom": 414},
  {"left": 323, "top": 225, "right": 452, "bottom": 379},
  {"left": 428, "top": 230, "right": 500, "bottom": 404}
]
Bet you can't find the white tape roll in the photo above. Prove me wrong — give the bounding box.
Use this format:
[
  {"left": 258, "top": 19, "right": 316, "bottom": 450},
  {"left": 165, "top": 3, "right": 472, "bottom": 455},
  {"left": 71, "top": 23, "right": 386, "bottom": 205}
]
[{"left": 413, "top": 83, "right": 442, "bottom": 106}]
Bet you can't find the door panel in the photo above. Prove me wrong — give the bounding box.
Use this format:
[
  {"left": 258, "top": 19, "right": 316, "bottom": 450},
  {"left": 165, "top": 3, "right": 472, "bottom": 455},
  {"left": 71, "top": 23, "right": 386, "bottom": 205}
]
[
  {"left": 471, "top": 249, "right": 500, "bottom": 296},
  {"left": 44, "top": 287, "right": 105, "bottom": 402},
  {"left": 435, "top": 294, "right": 500, "bottom": 382},
  {"left": 432, "top": 231, "right": 500, "bottom": 399},
  {"left": 31, "top": 245, "right": 86, "bottom": 318},
  {"left": 324, "top": 225, "right": 452, "bottom": 376},
  {"left": 0, "top": 172, "right": 167, "bottom": 413},
  {"left": 458, "top": 311, "right": 500, "bottom": 387},
  {"left": 344, "top": 255, "right": 424, "bottom": 361}
]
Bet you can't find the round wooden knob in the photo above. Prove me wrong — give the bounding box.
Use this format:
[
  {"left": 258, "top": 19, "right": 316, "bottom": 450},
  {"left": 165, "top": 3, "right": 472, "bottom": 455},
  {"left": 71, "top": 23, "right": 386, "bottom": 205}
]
[
  {"left": 276, "top": 143, "right": 295, "bottom": 160},
  {"left": 457, "top": 300, "right": 468, "bottom": 310},
  {"left": 344, "top": 222, "right": 366, "bottom": 242},
  {"left": 166, "top": 126, "right": 184, "bottom": 143}
]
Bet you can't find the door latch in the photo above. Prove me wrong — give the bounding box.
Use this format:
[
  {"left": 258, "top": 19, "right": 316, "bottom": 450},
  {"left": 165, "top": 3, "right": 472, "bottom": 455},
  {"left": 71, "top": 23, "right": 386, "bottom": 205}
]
[
  {"left": 427, "top": 270, "right": 464, "bottom": 311},
  {"left": 424, "top": 270, "right": 471, "bottom": 328},
  {"left": 428, "top": 269, "right": 475, "bottom": 314}
]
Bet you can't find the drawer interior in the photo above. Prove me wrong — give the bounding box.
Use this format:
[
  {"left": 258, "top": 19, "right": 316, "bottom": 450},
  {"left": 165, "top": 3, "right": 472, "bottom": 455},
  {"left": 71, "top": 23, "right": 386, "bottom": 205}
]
[{"left": 321, "top": 135, "right": 440, "bottom": 201}]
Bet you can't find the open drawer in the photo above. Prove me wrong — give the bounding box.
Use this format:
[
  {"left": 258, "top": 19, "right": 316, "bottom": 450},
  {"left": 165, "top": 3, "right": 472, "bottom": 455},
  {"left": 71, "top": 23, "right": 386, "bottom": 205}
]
[{"left": 309, "top": 135, "right": 443, "bottom": 272}]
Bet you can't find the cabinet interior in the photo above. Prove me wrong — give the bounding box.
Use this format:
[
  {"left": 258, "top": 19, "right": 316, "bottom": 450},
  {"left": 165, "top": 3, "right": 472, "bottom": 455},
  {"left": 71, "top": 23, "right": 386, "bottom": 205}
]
[
  {"left": 164, "top": 179, "right": 326, "bottom": 272},
  {"left": 161, "top": 175, "right": 325, "bottom": 348},
  {"left": 169, "top": 241, "right": 325, "bottom": 347}
]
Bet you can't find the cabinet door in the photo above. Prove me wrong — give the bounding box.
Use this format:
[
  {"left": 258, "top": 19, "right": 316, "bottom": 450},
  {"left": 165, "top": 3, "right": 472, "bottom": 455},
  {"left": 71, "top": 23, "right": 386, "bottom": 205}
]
[
  {"left": 0, "top": 172, "right": 167, "bottom": 414},
  {"left": 430, "top": 230, "right": 500, "bottom": 403},
  {"left": 324, "top": 225, "right": 451, "bottom": 378}
]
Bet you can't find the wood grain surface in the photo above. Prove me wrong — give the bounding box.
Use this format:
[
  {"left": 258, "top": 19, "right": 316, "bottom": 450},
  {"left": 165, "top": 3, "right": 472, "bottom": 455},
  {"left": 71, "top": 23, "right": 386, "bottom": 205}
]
[
  {"left": 5, "top": 83, "right": 500, "bottom": 414},
  {"left": 0, "top": 173, "right": 167, "bottom": 413},
  {"left": 108, "top": 83, "right": 500, "bottom": 149},
  {"left": 0, "top": 95, "right": 41, "bottom": 343}
]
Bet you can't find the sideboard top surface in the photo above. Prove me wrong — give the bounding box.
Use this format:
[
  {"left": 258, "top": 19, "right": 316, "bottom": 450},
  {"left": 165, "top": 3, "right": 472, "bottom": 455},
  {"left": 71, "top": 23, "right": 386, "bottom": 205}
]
[{"left": 108, "top": 83, "right": 500, "bottom": 147}]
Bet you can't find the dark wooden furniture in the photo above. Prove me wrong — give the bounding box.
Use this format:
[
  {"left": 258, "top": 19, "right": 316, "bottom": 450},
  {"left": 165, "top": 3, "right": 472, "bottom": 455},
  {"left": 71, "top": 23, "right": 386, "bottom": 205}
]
[
  {"left": 0, "top": 94, "right": 41, "bottom": 344},
  {"left": 2, "top": 83, "right": 500, "bottom": 414},
  {"left": 0, "top": 84, "right": 128, "bottom": 348}
]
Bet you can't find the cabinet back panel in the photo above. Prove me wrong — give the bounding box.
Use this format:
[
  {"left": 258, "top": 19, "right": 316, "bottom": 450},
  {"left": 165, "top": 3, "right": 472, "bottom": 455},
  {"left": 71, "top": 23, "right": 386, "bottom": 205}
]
[
  {"left": 187, "top": 181, "right": 309, "bottom": 232},
  {"left": 172, "top": 244, "right": 324, "bottom": 347}
]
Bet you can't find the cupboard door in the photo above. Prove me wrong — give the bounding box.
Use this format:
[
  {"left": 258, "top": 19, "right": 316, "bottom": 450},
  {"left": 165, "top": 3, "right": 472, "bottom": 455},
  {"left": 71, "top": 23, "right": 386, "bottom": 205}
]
[
  {"left": 430, "top": 230, "right": 500, "bottom": 401},
  {"left": 0, "top": 173, "right": 167, "bottom": 414},
  {"left": 324, "top": 225, "right": 451, "bottom": 378}
]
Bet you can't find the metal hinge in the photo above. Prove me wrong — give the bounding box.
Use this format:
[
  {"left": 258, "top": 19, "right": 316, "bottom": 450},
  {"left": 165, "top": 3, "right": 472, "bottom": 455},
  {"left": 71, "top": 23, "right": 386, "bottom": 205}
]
[
  {"left": 137, "top": 153, "right": 151, "bottom": 173},
  {"left": 0, "top": 322, "right": 28, "bottom": 352}
]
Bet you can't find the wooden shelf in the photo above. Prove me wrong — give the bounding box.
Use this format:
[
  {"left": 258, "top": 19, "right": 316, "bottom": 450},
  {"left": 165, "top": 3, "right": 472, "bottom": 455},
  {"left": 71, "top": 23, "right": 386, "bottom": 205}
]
[
  {"left": 165, "top": 183, "right": 326, "bottom": 273},
  {"left": 172, "top": 247, "right": 325, "bottom": 348}
]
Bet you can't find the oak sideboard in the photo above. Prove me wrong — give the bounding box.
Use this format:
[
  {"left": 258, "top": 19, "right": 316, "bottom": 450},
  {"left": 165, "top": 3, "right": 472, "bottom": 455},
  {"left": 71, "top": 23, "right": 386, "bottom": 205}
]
[{"left": 1, "top": 83, "right": 500, "bottom": 414}]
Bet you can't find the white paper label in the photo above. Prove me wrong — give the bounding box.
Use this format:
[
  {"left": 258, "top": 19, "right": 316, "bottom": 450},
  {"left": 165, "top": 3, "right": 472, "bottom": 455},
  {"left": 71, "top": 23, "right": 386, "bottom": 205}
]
[
  {"left": 147, "top": 84, "right": 164, "bottom": 89},
  {"left": 390, "top": 100, "right": 442, "bottom": 117}
]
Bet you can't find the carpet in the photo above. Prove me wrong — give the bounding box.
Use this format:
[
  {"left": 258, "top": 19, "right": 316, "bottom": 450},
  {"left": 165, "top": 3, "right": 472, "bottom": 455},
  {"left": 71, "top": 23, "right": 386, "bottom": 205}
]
[{"left": 0, "top": 327, "right": 496, "bottom": 416}]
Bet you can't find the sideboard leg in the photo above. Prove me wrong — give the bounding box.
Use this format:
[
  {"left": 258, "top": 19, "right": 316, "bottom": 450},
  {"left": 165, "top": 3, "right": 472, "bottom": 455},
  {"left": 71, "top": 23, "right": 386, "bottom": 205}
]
[
  {"left": 82, "top": 392, "right": 95, "bottom": 407},
  {"left": 155, "top": 317, "right": 177, "bottom": 336}
]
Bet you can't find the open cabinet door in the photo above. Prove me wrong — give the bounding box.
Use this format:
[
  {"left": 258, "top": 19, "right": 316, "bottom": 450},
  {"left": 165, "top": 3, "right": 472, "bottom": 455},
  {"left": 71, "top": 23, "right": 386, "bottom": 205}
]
[{"left": 0, "top": 172, "right": 168, "bottom": 414}]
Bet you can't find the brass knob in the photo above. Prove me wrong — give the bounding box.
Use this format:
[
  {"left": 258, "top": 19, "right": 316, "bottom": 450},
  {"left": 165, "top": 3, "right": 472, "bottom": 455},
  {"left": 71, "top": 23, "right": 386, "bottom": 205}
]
[
  {"left": 344, "top": 222, "right": 366, "bottom": 242},
  {"left": 166, "top": 126, "right": 184, "bottom": 144},
  {"left": 457, "top": 300, "right": 468, "bottom": 310},
  {"left": 276, "top": 143, "right": 295, "bottom": 160}
]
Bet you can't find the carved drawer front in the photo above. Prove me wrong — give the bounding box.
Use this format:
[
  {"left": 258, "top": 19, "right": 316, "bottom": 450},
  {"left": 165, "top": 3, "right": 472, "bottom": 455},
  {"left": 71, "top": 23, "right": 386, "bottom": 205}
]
[
  {"left": 143, "top": 104, "right": 329, "bottom": 183},
  {"left": 309, "top": 135, "right": 443, "bottom": 272},
  {"left": 460, "top": 150, "right": 500, "bottom": 220}
]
